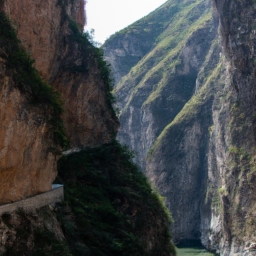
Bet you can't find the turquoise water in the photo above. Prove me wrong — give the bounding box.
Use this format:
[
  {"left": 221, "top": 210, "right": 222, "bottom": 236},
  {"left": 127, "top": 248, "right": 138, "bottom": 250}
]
[{"left": 176, "top": 247, "right": 215, "bottom": 256}]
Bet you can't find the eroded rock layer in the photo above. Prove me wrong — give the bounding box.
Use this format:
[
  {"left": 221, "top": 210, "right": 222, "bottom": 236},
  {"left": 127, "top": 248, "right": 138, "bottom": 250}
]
[
  {"left": 0, "top": 61, "right": 56, "bottom": 204},
  {"left": 104, "top": 0, "right": 256, "bottom": 254},
  {"left": 2, "top": 0, "right": 118, "bottom": 148},
  {"left": 0, "top": 0, "right": 118, "bottom": 203}
]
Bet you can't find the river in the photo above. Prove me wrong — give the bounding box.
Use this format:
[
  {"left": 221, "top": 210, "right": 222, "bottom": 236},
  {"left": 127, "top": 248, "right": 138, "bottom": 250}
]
[{"left": 176, "top": 247, "right": 216, "bottom": 256}]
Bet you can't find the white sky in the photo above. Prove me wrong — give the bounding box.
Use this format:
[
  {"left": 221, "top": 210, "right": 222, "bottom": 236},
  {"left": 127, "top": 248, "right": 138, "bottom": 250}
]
[{"left": 85, "top": 0, "right": 168, "bottom": 44}]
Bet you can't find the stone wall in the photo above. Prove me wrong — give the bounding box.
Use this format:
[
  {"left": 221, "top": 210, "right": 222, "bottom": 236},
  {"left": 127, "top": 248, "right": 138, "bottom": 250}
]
[{"left": 0, "top": 185, "right": 64, "bottom": 215}]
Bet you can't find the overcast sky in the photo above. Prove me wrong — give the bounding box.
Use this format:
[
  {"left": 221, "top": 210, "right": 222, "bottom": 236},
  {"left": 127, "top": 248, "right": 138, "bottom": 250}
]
[{"left": 85, "top": 0, "right": 168, "bottom": 44}]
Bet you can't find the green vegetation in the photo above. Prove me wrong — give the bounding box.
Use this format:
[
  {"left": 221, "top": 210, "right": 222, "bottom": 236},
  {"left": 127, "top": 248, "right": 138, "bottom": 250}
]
[
  {"left": 56, "top": 140, "right": 175, "bottom": 256},
  {"left": 31, "top": 228, "right": 71, "bottom": 256},
  {"left": 67, "top": 16, "right": 116, "bottom": 111},
  {"left": 149, "top": 61, "right": 222, "bottom": 155},
  {"left": 114, "top": 0, "right": 212, "bottom": 117},
  {"left": 0, "top": 12, "right": 68, "bottom": 148},
  {"left": 2, "top": 208, "right": 72, "bottom": 256}
]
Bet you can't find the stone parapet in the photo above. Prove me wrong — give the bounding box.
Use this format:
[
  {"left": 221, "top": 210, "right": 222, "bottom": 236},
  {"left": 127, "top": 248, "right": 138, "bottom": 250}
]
[{"left": 0, "top": 185, "right": 64, "bottom": 215}]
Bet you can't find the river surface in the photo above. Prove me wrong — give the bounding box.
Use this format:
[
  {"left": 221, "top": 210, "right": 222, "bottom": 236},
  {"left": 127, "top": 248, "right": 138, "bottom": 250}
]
[{"left": 176, "top": 247, "right": 215, "bottom": 256}]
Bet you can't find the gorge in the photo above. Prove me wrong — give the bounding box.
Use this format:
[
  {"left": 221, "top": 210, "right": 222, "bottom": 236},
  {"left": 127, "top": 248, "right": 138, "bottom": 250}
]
[
  {"left": 0, "top": 0, "right": 256, "bottom": 255},
  {"left": 103, "top": 0, "right": 256, "bottom": 255},
  {"left": 0, "top": 0, "right": 175, "bottom": 255}
]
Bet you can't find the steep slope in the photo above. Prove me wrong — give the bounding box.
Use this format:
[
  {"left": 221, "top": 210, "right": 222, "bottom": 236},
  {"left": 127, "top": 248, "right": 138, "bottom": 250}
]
[
  {"left": 201, "top": 0, "right": 256, "bottom": 254},
  {"left": 105, "top": 0, "right": 256, "bottom": 254},
  {"left": 147, "top": 41, "right": 222, "bottom": 243},
  {"left": 0, "top": 0, "right": 118, "bottom": 203},
  {"left": 0, "top": 142, "right": 176, "bottom": 256},
  {"left": 103, "top": 0, "right": 188, "bottom": 84},
  {"left": 56, "top": 141, "right": 175, "bottom": 256},
  {"left": 0, "top": 0, "right": 176, "bottom": 255},
  {"left": 104, "top": 0, "right": 218, "bottom": 170},
  {"left": 103, "top": 0, "right": 220, "bottom": 243},
  {"left": 1, "top": 0, "right": 119, "bottom": 149}
]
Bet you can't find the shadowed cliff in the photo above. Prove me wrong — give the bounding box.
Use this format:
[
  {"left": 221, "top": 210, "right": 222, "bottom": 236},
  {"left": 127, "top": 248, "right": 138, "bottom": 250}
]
[
  {"left": 0, "top": 0, "right": 176, "bottom": 254},
  {"left": 104, "top": 0, "right": 256, "bottom": 254},
  {"left": 104, "top": 0, "right": 220, "bottom": 243}
]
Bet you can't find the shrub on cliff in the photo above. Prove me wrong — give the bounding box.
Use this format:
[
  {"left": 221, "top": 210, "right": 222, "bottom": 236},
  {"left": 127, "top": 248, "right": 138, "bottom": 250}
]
[
  {"left": 0, "top": 12, "right": 68, "bottom": 149},
  {"left": 56, "top": 140, "right": 176, "bottom": 256}
]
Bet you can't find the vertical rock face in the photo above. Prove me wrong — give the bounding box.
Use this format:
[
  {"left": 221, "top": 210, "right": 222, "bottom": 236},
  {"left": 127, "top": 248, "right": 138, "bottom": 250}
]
[
  {"left": 2, "top": 0, "right": 119, "bottom": 148},
  {"left": 0, "top": 1, "right": 176, "bottom": 255},
  {"left": 0, "top": 0, "right": 118, "bottom": 203},
  {"left": 104, "top": 0, "right": 217, "bottom": 171},
  {"left": 202, "top": 0, "right": 256, "bottom": 255}
]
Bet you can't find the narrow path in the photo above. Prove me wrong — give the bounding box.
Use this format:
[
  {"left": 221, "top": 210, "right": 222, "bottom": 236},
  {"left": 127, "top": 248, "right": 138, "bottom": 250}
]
[{"left": 0, "top": 184, "right": 64, "bottom": 215}]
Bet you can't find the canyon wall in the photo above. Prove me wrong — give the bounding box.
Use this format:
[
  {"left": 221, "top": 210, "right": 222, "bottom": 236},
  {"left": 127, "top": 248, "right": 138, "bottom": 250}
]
[
  {"left": 104, "top": 0, "right": 256, "bottom": 254},
  {"left": 104, "top": 0, "right": 220, "bottom": 242},
  {"left": 105, "top": 0, "right": 216, "bottom": 171},
  {"left": 0, "top": 0, "right": 118, "bottom": 203},
  {"left": 0, "top": 1, "right": 176, "bottom": 255},
  {"left": 201, "top": 0, "right": 256, "bottom": 255},
  {"left": 2, "top": 0, "right": 119, "bottom": 148}
]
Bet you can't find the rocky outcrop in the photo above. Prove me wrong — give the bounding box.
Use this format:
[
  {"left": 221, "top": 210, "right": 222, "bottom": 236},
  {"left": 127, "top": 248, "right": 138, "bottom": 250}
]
[
  {"left": 200, "top": 0, "right": 256, "bottom": 255},
  {"left": 0, "top": 68, "right": 57, "bottom": 204},
  {"left": 0, "top": 206, "right": 67, "bottom": 255},
  {"left": 0, "top": 0, "right": 118, "bottom": 204},
  {"left": 104, "top": 0, "right": 217, "bottom": 171},
  {"left": 2, "top": 0, "right": 118, "bottom": 149},
  {"left": 0, "top": 0, "right": 176, "bottom": 255}
]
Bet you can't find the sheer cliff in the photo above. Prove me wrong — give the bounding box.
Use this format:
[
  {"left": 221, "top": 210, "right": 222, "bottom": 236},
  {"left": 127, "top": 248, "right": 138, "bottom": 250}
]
[
  {"left": 0, "top": 141, "right": 175, "bottom": 256},
  {"left": 0, "top": 0, "right": 176, "bottom": 255},
  {"left": 104, "top": 0, "right": 221, "bottom": 243},
  {"left": 104, "top": 0, "right": 217, "bottom": 171},
  {"left": 0, "top": 0, "right": 119, "bottom": 203},
  {"left": 2, "top": 0, "right": 119, "bottom": 149},
  {"left": 104, "top": 0, "right": 256, "bottom": 255},
  {"left": 202, "top": 0, "right": 256, "bottom": 254}
]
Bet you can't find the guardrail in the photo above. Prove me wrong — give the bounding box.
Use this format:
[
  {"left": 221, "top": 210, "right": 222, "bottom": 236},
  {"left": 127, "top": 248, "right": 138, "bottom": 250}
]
[{"left": 0, "top": 184, "right": 64, "bottom": 215}]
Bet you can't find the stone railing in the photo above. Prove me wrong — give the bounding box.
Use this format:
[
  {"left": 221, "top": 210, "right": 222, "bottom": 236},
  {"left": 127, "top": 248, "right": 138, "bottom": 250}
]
[{"left": 0, "top": 184, "right": 64, "bottom": 215}]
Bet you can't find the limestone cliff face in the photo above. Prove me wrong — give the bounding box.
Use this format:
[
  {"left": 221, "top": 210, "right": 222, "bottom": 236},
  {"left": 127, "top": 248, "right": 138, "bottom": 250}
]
[
  {"left": 0, "top": 64, "right": 56, "bottom": 204},
  {"left": 0, "top": 0, "right": 118, "bottom": 203},
  {"left": 105, "top": 0, "right": 256, "bottom": 254},
  {"left": 201, "top": 0, "right": 256, "bottom": 255},
  {"left": 104, "top": 0, "right": 216, "bottom": 171},
  {"left": 2, "top": 0, "right": 118, "bottom": 148},
  {"left": 146, "top": 40, "right": 222, "bottom": 244}
]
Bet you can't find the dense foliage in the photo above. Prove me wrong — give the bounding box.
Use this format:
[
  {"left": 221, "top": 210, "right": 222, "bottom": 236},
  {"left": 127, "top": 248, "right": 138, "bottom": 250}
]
[{"left": 56, "top": 140, "right": 175, "bottom": 256}]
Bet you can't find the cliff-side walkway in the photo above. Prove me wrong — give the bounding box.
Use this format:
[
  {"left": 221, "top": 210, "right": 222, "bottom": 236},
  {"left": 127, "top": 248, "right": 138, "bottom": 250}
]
[{"left": 0, "top": 185, "right": 64, "bottom": 215}]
